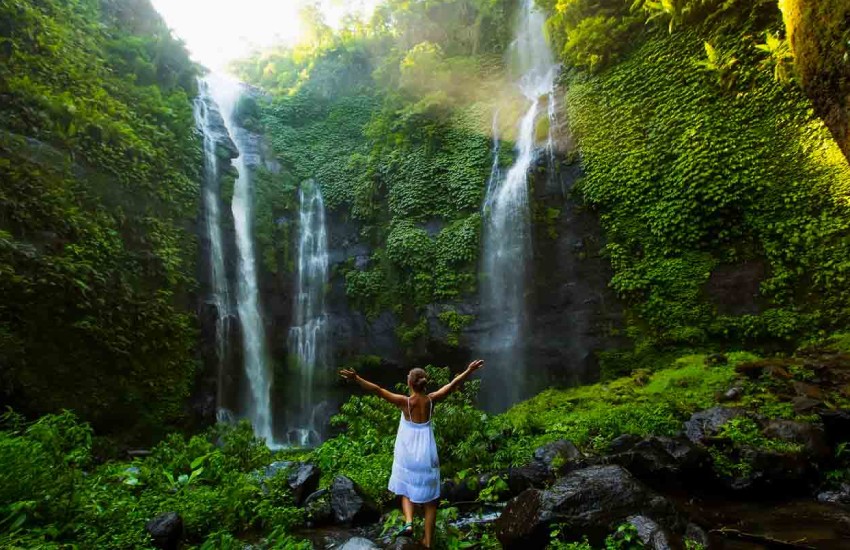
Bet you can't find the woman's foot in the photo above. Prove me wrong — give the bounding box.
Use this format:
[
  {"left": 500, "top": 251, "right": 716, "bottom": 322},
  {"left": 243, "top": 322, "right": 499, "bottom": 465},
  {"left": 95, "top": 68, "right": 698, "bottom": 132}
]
[{"left": 395, "top": 522, "right": 414, "bottom": 538}]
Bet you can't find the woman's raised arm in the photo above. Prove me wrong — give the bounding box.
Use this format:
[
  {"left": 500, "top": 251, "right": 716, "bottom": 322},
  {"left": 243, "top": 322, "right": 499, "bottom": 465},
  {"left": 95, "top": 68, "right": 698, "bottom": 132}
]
[
  {"left": 428, "top": 359, "right": 484, "bottom": 403},
  {"left": 339, "top": 369, "right": 408, "bottom": 408}
]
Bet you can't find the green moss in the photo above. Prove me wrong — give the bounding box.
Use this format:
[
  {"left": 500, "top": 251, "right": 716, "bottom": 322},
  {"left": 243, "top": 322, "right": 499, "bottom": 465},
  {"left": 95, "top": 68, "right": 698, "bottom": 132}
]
[{"left": 494, "top": 353, "right": 754, "bottom": 461}]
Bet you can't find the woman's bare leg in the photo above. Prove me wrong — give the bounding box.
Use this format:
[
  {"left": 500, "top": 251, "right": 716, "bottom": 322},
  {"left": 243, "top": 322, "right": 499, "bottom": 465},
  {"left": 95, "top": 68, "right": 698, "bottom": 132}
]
[
  {"left": 401, "top": 496, "right": 414, "bottom": 525},
  {"left": 423, "top": 501, "right": 437, "bottom": 547}
]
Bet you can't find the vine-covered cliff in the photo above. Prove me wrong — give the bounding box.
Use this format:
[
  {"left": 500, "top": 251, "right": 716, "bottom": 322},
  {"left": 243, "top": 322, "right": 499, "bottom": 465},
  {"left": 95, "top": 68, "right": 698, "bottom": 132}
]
[{"left": 0, "top": 0, "right": 201, "bottom": 438}]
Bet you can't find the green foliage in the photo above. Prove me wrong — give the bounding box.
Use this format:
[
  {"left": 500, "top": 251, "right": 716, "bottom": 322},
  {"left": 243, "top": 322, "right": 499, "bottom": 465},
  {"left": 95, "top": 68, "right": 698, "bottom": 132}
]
[
  {"left": 0, "top": 0, "right": 201, "bottom": 438},
  {"left": 438, "top": 309, "right": 475, "bottom": 346},
  {"left": 567, "top": 17, "right": 850, "bottom": 349},
  {"left": 708, "top": 416, "right": 803, "bottom": 477},
  {"left": 252, "top": 166, "right": 298, "bottom": 275},
  {"left": 235, "top": 1, "right": 505, "bottom": 343},
  {"left": 311, "top": 365, "right": 491, "bottom": 501},
  {"left": 494, "top": 353, "right": 754, "bottom": 463},
  {"left": 754, "top": 32, "right": 794, "bottom": 83},
  {"left": 548, "top": 522, "right": 646, "bottom": 549},
  {"left": 0, "top": 412, "right": 308, "bottom": 548}
]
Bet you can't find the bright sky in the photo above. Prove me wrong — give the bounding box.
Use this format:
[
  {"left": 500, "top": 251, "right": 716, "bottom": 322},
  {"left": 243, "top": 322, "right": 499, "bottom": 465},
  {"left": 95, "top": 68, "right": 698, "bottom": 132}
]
[{"left": 150, "top": 0, "right": 380, "bottom": 70}]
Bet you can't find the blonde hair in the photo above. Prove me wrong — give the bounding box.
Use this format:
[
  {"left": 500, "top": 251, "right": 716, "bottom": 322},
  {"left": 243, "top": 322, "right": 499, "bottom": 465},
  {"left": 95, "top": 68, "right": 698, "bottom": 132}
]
[{"left": 408, "top": 368, "right": 428, "bottom": 393}]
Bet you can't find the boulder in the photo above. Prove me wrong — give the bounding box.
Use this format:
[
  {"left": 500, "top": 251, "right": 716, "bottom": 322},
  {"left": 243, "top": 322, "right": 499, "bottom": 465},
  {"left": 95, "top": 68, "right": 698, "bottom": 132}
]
[
  {"left": 684, "top": 523, "right": 710, "bottom": 549},
  {"left": 303, "top": 489, "right": 333, "bottom": 527},
  {"left": 262, "top": 460, "right": 294, "bottom": 479},
  {"left": 718, "top": 386, "right": 743, "bottom": 402},
  {"left": 506, "top": 462, "right": 549, "bottom": 496},
  {"left": 608, "top": 434, "right": 642, "bottom": 453},
  {"left": 145, "top": 512, "right": 183, "bottom": 550},
  {"left": 606, "top": 436, "right": 709, "bottom": 489},
  {"left": 440, "top": 477, "right": 479, "bottom": 504},
  {"left": 288, "top": 463, "right": 321, "bottom": 505},
  {"left": 330, "top": 476, "right": 381, "bottom": 525},
  {"left": 683, "top": 407, "right": 748, "bottom": 445},
  {"left": 340, "top": 537, "right": 379, "bottom": 550},
  {"left": 494, "top": 465, "right": 679, "bottom": 548},
  {"left": 722, "top": 446, "right": 812, "bottom": 493},
  {"left": 533, "top": 439, "right": 583, "bottom": 474},
  {"left": 817, "top": 484, "right": 850, "bottom": 507},
  {"left": 762, "top": 420, "right": 830, "bottom": 459},
  {"left": 627, "top": 515, "right": 673, "bottom": 550},
  {"left": 818, "top": 409, "right": 850, "bottom": 447}
]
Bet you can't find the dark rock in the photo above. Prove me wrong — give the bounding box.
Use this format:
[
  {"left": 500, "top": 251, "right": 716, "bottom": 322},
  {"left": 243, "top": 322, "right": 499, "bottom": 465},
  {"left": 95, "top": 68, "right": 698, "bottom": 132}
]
[
  {"left": 762, "top": 420, "right": 830, "bottom": 459},
  {"left": 792, "top": 396, "right": 823, "bottom": 413},
  {"left": 683, "top": 407, "right": 748, "bottom": 445},
  {"left": 340, "top": 537, "right": 379, "bottom": 550},
  {"left": 705, "top": 261, "right": 765, "bottom": 316},
  {"left": 627, "top": 515, "right": 673, "bottom": 550},
  {"left": 440, "top": 477, "right": 479, "bottom": 504},
  {"left": 506, "top": 462, "right": 549, "bottom": 496},
  {"left": 608, "top": 434, "right": 642, "bottom": 453},
  {"left": 145, "top": 512, "right": 183, "bottom": 550},
  {"left": 684, "top": 523, "right": 710, "bottom": 548},
  {"left": 304, "top": 489, "right": 333, "bottom": 527},
  {"left": 533, "top": 439, "right": 583, "bottom": 474},
  {"left": 330, "top": 476, "right": 381, "bottom": 525},
  {"left": 818, "top": 409, "right": 850, "bottom": 447},
  {"left": 817, "top": 484, "right": 850, "bottom": 507},
  {"left": 735, "top": 359, "right": 792, "bottom": 380},
  {"left": 607, "top": 436, "right": 709, "bottom": 489},
  {"left": 719, "top": 386, "right": 743, "bottom": 402},
  {"left": 723, "top": 446, "right": 813, "bottom": 493},
  {"left": 793, "top": 381, "right": 825, "bottom": 400},
  {"left": 288, "top": 463, "right": 321, "bottom": 505},
  {"left": 494, "top": 465, "right": 679, "bottom": 548},
  {"left": 262, "top": 460, "right": 294, "bottom": 479}
]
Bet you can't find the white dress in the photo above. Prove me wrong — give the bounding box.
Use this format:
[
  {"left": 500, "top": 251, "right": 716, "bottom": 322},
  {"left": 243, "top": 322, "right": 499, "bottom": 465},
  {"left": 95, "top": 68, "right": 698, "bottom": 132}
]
[{"left": 387, "top": 397, "right": 440, "bottom": 504}]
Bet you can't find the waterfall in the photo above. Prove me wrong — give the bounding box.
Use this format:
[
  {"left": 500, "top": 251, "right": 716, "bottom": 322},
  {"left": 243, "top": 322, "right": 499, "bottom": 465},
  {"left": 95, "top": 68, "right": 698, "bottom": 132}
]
[
  {"left": 205, "top": 73, "right": 274, "bottom": 443},
  {"left": 287, "top": 180, "right": 330, "bottom": 447},
  {"left": 479, "top": 0, "right": 558, "bottom": 411},
  {"left": 193, "top": 79, "right": 231, "bottom": 415}
]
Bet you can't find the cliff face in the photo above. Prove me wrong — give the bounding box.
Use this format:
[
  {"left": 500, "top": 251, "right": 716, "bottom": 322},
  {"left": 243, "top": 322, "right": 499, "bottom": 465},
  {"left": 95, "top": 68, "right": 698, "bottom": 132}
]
[
  {"left": 244, "top": 115, "right": 627, "bottom": 397},
  {"left": 0, "top": 0, "right": 200, "bottom": 440}
]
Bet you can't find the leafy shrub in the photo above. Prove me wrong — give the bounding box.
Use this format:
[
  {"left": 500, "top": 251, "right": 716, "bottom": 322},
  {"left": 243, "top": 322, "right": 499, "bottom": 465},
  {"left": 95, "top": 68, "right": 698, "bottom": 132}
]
[{"left": 0, "top": 413, "right": 307, "bottom": 548}]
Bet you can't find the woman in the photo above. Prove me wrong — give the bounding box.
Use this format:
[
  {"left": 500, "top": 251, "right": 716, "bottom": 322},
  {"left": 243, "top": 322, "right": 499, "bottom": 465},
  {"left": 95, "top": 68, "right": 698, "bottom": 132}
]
[{"left": 339, "top": 359, "right": 485, "bottom": 548}]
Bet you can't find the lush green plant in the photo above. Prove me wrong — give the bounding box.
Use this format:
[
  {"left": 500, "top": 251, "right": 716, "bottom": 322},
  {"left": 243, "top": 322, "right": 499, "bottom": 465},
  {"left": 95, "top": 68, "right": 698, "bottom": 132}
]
[
  {"left": 566, "top": 15, "right": 850, "bottom": 351},
  {"left": 312, "top": 365, "right": 492, "bottom": 500},
  {"left": 233, "top": 1, "right": 508, "bottom": 347},
  {"left": 0, "top": 412, "right": 309, "bottom": 548},
  {"left": 0, "top": 0, "right": 201, "bottom": 439}
]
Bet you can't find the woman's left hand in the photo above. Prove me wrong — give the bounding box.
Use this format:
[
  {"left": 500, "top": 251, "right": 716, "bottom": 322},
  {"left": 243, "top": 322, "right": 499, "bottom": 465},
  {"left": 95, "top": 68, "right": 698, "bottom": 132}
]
[{"left": 339, "top": 368, "right": 358, "bottom": 381}]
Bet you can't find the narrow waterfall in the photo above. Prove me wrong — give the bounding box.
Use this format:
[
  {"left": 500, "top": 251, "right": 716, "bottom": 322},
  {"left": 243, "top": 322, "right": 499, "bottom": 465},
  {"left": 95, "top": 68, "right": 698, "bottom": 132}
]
[
  {"left": 479, "top": 0, "right": 558, "bottom": 411},
  {"left": 287, "top": 180, "right": 330, "bottom": 447},
  {"left": 193, "top": 79, "right": 231, "bottom": 416},
  {"left": 205, "top": 73, "right": 274, "bottom": 443}
]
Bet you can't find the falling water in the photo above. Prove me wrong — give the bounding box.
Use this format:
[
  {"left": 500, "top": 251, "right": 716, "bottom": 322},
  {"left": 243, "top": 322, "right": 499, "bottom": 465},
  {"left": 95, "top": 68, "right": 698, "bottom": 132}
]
[
  {"left": 287, "top": 180, "right": 330, "bottom": 447},
  {"left": 479, "top": 0, "right": 558, "bottom": 411},
  {"left": 205, "top": 73, "right": 274, "bottom": 443},
  {"left": 193, "top": 79, "right": 231, "bottom": 415}
]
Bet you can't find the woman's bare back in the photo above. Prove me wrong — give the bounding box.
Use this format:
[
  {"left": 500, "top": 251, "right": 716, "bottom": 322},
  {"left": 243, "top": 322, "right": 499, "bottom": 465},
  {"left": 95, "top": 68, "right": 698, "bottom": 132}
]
[{"left": 403, "top": 394, "right": 432, "bottom": 423}]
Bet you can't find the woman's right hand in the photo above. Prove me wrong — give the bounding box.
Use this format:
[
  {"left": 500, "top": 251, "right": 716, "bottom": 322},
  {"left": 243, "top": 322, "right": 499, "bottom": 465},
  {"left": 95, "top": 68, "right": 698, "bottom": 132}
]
[
  {"left": 339, "top": 368, "right": 358, "bottom": 381},
  {"left": 467, "top": 359, "right": 484, "bottom": 372}
]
